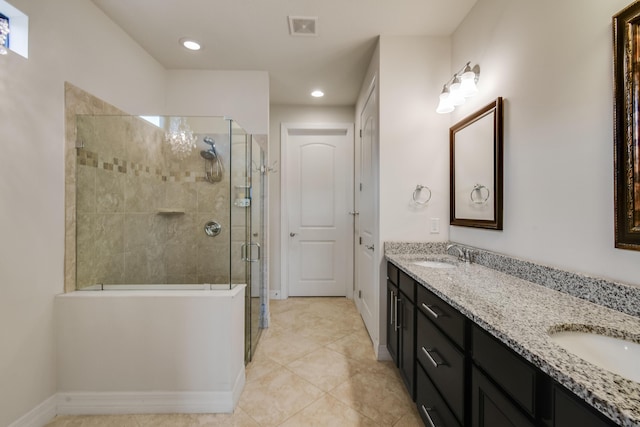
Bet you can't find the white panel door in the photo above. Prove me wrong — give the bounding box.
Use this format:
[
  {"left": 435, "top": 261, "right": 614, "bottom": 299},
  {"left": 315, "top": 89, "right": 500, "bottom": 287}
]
[
  {"left": 356, "top": 86, "right": 378, "bottom": 336},
  {"left": 286, "top": 125, "right": 354, "bottom": 296}
]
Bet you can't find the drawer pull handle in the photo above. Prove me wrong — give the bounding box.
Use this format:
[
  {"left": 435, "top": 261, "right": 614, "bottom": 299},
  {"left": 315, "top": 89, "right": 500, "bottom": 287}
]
[
  {"left": 389, "top": 291, "right": 394, "bottom": 326},
  {"left": 421, "top": 405, "right": 442, "bottom": 427},
  {"left": 422, "top": 303, "right": 445, "bottom": 319},
  {"left": 422, "top": 347, "right": 447, "bottom": 368}
]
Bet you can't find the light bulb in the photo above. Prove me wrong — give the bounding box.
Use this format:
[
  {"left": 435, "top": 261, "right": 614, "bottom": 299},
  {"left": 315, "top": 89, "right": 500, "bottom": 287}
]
[
  {"left": 449, "top": 77, "right": 465, "bottom": 106},
  {"left": 436, "top": 90, "right": 454, "bottom": 114},
  {"left": 460, "top": 69, "right": 478, "bottom": 97}
]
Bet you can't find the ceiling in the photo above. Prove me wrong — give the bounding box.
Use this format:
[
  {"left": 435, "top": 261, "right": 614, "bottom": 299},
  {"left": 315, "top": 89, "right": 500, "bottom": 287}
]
[{"left": 91, "top": 0, "right": 477, "bottom": 106}]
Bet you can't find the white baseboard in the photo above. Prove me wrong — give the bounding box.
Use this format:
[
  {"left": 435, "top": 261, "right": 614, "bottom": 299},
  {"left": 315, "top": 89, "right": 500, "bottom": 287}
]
[
  {"left": 10, "top": 372, "right": 246, "bottom": 425},
  {"left": 376, "top": 344, "right": 392, "bottom": 361},
  {"left": 8, "top": 394, "right": 57, "bottom": 427},
  {"left": 269, "top": 289, "right": 281, "bottom": 299},
  {"left": 56, "top": 390, "right": 236, "bottom": 415}
]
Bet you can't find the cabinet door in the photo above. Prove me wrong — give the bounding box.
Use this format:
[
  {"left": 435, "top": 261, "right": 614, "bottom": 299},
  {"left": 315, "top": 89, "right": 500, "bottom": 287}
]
[
  {"left": 472, "top": 366, "right": 535, "bottom": 427},
  {"left": 554, "top": 385, "right": 615, "bottom": 427},
  {"left": 399, "top": 295, "right": 416, "bottom": 400},
  {"left": 387, "top": 281, "right": 399, "bottom": 365}
]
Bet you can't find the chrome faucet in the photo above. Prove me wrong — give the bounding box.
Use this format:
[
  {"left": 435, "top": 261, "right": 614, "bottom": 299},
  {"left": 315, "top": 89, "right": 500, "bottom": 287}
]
[{"left": 447, "top": 244, "right": 472, "bottom": 263}]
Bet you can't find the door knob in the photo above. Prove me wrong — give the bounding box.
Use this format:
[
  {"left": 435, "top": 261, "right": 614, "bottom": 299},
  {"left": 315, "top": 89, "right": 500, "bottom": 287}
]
[
  {"left": 365, "top": 244, "right": 375, "bottom": 251},
  {"left": 290, "top": 232, "right": 297, "bottom": 237}
]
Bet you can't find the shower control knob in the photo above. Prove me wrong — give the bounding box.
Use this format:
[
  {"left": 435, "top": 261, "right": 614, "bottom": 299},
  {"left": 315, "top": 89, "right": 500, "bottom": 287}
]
[{"left": 204, "top": 221, "right": 222, "bottom": 237}]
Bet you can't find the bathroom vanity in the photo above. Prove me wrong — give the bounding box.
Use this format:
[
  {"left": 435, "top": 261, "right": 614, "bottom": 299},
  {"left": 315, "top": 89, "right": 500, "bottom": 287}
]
[{"left": 386, "top": 244, "right": 640, "bottom": 427}]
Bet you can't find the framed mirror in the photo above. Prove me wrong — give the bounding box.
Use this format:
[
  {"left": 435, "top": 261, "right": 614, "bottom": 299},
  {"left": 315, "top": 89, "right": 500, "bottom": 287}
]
[
  {"left": 613, "top": 3, "right": 640, "bottom": 251},
  {"left": 450, "top": 97, "right": 503, "bottom": 229}
]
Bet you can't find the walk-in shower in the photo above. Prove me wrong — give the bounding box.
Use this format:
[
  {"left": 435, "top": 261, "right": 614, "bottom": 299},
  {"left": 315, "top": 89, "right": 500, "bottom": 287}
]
[{"left": 73, "top": 114, "right": 266, "bottom": 363}]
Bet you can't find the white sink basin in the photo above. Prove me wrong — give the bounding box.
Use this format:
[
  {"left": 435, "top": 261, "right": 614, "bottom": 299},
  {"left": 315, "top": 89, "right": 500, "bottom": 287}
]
[
  {"left": 549, "top": 331, "right": 640, "bottom": 383},
  {"left": 411, "top": 259, "right": 458, "bottom": 269}
]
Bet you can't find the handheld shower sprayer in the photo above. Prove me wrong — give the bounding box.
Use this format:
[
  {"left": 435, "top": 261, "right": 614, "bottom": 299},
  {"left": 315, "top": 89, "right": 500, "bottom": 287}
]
[
  {"left": 203, "top": 136, "right": 218, "bottom": 156},
  {"left": 200, "top": 136, "right": 223, "bottom": 183}
]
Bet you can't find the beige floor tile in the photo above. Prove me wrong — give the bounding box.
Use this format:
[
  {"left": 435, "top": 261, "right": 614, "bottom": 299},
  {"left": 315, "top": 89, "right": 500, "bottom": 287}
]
[
  {"left": 245, "top": 352, "right": 282, "bottom": 383},
  {"left": 135, "top": 413, "right": 196, "bottom": 426},
  {"left": 43, "top": 297, "right": 419, "bottom": 427},
  {"left": 187, "top": 408, "right": 261, "bottom": 426},
  {"left": 256, "top": 329, "right": 322, "bottom": 364},
  {"left": 45, "top": 415, "right": 140, "bottom": 427},
  {"left": 329, "top": 371, "right": 416, "bottom": 426},
  {"left": 279, "top": 394, "right": 380, "bottom": 427},
  {"left": 286, "top": 347, "right": 360, "bottom": 392},
  {"left": 393, "top": 407, "right": 424, "bottom": 427},
  {"left": 326, "top": 328, "right": 377, "bottom": 362},
  {"left": 237, "top": 366, "right": 324, "bottom": 426}
]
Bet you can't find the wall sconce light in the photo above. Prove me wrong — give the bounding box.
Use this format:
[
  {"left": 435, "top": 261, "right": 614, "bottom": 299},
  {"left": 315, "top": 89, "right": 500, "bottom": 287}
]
[{"left": 436, "top": 62, "right": 480, "bottom": 114}]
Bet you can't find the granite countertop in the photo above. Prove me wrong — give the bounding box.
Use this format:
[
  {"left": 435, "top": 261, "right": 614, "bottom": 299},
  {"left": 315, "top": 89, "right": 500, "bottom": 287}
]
[{"left": 386, "top": 252, "right": 640, "bottom": 427}]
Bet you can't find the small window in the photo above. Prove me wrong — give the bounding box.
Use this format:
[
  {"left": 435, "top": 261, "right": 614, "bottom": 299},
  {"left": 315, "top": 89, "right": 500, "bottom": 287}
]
[
  {"left": 0, "top": 1, "right": 28, "bottom": 58},
  {"left": 0, "top": 13, "right": 8, "bottom": 54}
]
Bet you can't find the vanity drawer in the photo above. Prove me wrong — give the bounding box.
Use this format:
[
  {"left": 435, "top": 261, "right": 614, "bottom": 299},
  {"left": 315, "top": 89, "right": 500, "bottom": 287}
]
[
  {"left": 417, "top": 285, "right": 465, "bottom": 348},
  {"left": 472, "top": 324, "right": 536, "bottom": 417},
  {"left": 416, "top": 364, "right": 461, "bottom": 427},
  {"left": 387, "top": 262, "right": 399, "bottom": 286},
  {"left": 417, "top": 311, "right": 465, "bottom": 422},
  {"left": 399, "top": 270, "right": 415, "bottom": 302}
]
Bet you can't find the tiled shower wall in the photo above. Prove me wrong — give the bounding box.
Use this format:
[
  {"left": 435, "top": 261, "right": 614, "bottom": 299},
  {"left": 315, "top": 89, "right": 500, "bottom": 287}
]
[{"left": 74, "top": 114, "right": 239, "bottom": 288}]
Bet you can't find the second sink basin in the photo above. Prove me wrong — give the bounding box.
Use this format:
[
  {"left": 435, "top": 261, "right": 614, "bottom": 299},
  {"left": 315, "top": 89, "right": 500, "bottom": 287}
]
[{"left": 549, "top": 330, "right": 640, "bottom": 383}]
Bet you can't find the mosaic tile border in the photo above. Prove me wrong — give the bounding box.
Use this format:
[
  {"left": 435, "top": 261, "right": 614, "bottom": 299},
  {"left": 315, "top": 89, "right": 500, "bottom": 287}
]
[
  {"left": 384, "top": 241, "right": 640, "bottom": 318},
  {"left": 77, "top": 148, "right": 208, "bottom": 183}
]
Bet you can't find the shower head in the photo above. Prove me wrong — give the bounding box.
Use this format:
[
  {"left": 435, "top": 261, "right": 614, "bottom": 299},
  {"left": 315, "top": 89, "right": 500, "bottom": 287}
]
[
  {"left": 203, "top": 136, "right": 218, "bottom": 156},
  {"left": 200, "top": 150, "right": 216, "bottom": 160}
]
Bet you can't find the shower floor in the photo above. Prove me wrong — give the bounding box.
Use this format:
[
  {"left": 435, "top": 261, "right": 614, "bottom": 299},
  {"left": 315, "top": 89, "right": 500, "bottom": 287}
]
[{"left": 46, "top": 297, "right": 421, "bottom": 426}]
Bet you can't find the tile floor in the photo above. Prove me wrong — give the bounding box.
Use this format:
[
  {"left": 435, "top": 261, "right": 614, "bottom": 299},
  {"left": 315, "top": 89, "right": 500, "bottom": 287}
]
[{"left": 46, "top": 297, "right": 422, "bottom": 426}]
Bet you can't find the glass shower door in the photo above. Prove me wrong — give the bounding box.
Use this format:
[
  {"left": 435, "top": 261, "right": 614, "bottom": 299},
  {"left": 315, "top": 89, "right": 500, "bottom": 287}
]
[{"left": 230, "top": 122, "right": 266, "bottom": 363}]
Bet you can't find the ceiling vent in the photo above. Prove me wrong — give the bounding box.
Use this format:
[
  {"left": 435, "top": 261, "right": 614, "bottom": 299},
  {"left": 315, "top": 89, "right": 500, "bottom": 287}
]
[{"left": 288, "top": 16, "right": 318, "bottom": 36}]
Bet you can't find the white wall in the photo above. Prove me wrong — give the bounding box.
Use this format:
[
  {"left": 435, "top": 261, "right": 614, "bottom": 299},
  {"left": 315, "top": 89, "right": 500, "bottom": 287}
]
[
  {"left": 378, "top": 36, "right": 451, "bottom": 244},
  {"left": 0, "top": 1, "right": 166, "bottom": 425},
  {"left": 449, "top": 0, "right": 640, "bottom": 286},
  {"left": 371, "top": 36, "right": 451, "bottom": 352},
  {"left": 268, "top": 105, "right": 355, "bottom": 295},
  {"left": 0, "top": 1, "right": 269, "bottom": 425},
  {"left": 165, "top": 70, "right": 269, "bottom": 135}
]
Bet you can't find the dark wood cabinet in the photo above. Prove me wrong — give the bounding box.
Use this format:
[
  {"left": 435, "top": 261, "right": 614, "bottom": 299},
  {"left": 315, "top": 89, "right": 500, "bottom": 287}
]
[
  {"left": 553, "top": 384, "right": 614, "bottom": 427},
  {"left": 399, "top": 292, "right": 415, "bottom": 398},
  {"left": 387, "top": 263, "right": 415, "bottom": 399},
  {"left": 472, "top": 325, "right": 536, "bottom": 417},
  {"left": 416, "top": 364, "right": 462, "bottom": 427},
  {"left": 417, "top": 309, "right": 466, "bottom": 424},
  {"left": 471, "top": 366, "right": 535, "bottom": 427},
  {"left": 386, "top": 261, "right": 618, "bottom": 427}
]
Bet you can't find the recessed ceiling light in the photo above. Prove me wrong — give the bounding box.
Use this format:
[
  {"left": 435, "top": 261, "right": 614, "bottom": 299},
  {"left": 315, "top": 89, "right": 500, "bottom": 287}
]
[
  {"left": 311, "top": 90, "right": 324, "bottom": 98},
  {"left": 180, "top": 38, "right": 201, "bottom": 51}
]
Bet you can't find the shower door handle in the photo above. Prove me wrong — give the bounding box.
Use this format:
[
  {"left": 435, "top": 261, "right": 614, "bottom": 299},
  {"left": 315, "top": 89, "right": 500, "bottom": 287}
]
[{"left": 242, "top": 243, "right": 261, "bottom": 262}]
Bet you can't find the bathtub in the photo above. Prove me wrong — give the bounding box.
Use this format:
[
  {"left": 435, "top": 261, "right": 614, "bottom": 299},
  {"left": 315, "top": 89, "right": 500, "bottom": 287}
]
[{"left": 54, "top": 284, "right": 246, "bottom": 415}]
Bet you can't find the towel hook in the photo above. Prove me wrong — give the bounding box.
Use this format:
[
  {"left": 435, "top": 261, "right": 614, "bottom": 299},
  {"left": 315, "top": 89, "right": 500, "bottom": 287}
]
[{"left": 413, "top": 185, "right": 432, "bottom": 205}]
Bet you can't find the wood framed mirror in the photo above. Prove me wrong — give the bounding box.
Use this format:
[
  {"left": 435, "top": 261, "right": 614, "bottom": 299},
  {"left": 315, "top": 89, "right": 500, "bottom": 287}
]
[
  {"left": 613, "top": 3, "right": 640, "bottom": 251},
  {"left": 450, "top": 97, "right": 503, "bottom": 230}
]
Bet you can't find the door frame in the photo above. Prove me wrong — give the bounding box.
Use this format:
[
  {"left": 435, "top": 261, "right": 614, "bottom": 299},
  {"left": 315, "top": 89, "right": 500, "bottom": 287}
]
[{"left": 280, "top": 122, "right": 355, "bottom": 300}]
